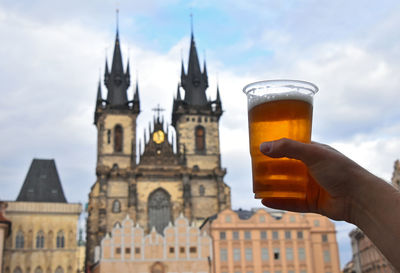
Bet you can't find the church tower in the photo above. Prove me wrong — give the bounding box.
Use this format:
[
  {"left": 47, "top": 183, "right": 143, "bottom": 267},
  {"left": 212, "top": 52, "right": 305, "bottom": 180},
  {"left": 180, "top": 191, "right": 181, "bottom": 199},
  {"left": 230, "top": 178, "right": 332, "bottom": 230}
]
[
  {"left": 87, "top": 27, "right": 140, "bottom": 265},
  {"left": 171, "top": 30, "right": 228, "bottom": 226},
  {"left": 86, "top": 23, "right": 230, "bottom": 269}
]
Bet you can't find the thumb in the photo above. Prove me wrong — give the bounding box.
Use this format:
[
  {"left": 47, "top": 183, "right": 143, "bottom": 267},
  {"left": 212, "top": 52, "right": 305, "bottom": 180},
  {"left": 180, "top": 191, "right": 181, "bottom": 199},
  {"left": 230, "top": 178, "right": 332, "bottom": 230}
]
[{"left": 260, "top": 138, "right": 319, "bottom": 166}]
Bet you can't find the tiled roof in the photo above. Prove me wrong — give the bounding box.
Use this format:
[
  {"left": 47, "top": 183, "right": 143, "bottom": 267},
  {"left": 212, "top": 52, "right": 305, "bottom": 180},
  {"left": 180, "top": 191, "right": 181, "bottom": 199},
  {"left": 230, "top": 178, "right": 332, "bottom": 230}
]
[{"left": 16, "top": 159, "right": 67, "bottom": 203}]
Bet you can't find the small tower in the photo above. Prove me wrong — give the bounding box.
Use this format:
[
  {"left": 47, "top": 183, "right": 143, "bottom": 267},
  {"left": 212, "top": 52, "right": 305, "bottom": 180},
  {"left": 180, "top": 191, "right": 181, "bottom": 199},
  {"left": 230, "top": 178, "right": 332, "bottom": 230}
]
[
  {"left": 94, "top": 28, "right": 140, "bottom": 170},
  {"left": 171, "top": 28, "right": 230, "bottom": 226},
  {"left": 87, "top": 23, "right": 141, "bottom": 266},
  {"left": 172, "top": 31, "right": 223, "bottom": 170}
]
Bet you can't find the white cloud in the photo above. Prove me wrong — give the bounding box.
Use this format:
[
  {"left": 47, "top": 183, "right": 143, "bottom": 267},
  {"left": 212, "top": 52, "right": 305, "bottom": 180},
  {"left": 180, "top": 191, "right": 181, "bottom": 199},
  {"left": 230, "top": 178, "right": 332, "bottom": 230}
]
[{"left": 2, "top": 1, "right": 400, "bottom": 269}]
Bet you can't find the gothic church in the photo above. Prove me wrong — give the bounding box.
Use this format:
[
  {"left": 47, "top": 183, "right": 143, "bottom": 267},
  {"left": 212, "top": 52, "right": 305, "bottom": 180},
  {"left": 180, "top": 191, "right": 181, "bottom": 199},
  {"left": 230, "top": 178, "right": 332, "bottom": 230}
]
[{"left": 86, "top": 27, "right": 231, "bottom": 266}]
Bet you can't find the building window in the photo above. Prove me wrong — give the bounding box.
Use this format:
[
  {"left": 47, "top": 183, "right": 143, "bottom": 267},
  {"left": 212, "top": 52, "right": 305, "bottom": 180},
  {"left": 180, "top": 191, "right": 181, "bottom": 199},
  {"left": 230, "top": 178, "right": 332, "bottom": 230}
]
[
  {"left": 107, "top": 129, "right": 111, "bottom": 144},
  {"left": 195, "top": 126, "right": 205, "bottom": 152},
  {"left": 245, "top": 248, "right": 253, "bottom": 261},
  {"left": 273, "top": 248, "right": 280, "bottom": 260},
  {"left": 272, "top": 231, "right": 279, "bottom": 240},
  {"left": 220, "top": 248, "right": 228, "bottom": 261},
  {"left": 169, "top": 247, "right": 174, "bottom": 253},
  {"left": 261, "top": 248, "right": 269, "bottom": 261},
  {"left": 148, "top": 188, "right": 171, "bottom": 234},
  {"left": 323, "top": 250, "right": 331, "bottom": 262},
  {"left": 260, "top": 231, "right": 267, "bottom": 240},
  {"left": 34, "top": 267, "right": 43, "bottom": 273},
  {"left": 322, "top": 234, "right": 328, "bottom": 242},
  {"left": 225, "top": 215, "right": 231, "bottom": 222},
  {"left": 233, "top": 248, "right": 241, "bottom": 261},
  {"left": 180, "top": 247, "right": 185, "bottom": 253},
  {"left": 244, "top": 231, "right": 251, "bottom": 240},
  {"left": 220, "top": 231, "right": 226, "bottom": 240},
  {"left": 286, "top": 248, "right": 294, "bottom": 260},
  {"left": 36, "top": 230, "right": 45, "bottom": 249},
  {"left": 298, "top": 247, "right": 306, "bottom": 260},
  {"left": 112, "top": 200, "right": 121, "bottom": 213},
  {"left": 15, "top": 231, "right": 24, "bottom": 249},
  {"left": 259, "top": 215, "right": 265, "bottom": 222},
  {"left": 199, "top": 185, "right": 205, "bottom": 196},
  {"left": 190, "top": 247, "right": 197, "bottom": 253},
  {"left": 297, "top": 231, "right": 303, "bottom": 239},
  {"left": 55, "top": 267, "right": 64, "bottom": 273},
  {"left": 125, "top": 247, "right": 131, "bottom": 254},
  {"left": 135, "top": 247, "right": 140, "bottom": 254},
  {"left": 233, "top": 231, "right": 239, "bottom": 240},
  {"left": 289, "top": 215, "right": 296, "bottom": 222},
  {"left": 116, "top": 247, "right": 121, "bottom": 254},
  {"left": 56, "top": 231, "right": 65, "bottom": 248},
  {"left": 314, "top": 220, "right": 320, "bottom": 227},
  {"left": 114, "top": 125, "right": 123, "bottom": 152},
  {"left": 285, "top": 231, "right": 291, "bottom": 239}
]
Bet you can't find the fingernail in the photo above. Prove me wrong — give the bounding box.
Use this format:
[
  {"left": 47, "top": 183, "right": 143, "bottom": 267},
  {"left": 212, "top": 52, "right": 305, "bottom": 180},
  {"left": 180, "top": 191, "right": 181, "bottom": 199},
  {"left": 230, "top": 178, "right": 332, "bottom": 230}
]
[{"left": 260, "top": 142, "right": 272, "bottom": 154}]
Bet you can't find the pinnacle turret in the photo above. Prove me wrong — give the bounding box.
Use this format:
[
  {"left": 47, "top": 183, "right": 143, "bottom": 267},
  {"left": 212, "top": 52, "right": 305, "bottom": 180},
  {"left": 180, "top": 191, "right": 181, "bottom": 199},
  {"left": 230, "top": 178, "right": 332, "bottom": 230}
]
[
  {"left": 104, "top": 29, "right": 130, "bottom": 108},
  {"left": 180, "top": 33, "right": 209, "bottom": 107},
  {"left": 96, "top": 80, "right": 103, "bottom": 106}
]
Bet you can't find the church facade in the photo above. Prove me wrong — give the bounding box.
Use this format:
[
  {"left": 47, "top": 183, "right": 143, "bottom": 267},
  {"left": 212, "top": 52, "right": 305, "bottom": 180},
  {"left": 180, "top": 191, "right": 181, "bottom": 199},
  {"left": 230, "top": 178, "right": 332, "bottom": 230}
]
[{"left": 86, "top": 28, "right": 231, "bottom": 267}]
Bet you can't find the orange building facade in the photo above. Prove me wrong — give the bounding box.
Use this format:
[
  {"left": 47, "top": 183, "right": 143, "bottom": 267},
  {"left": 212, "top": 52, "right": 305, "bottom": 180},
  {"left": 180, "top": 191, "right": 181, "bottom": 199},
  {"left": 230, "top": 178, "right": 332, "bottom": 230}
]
[
  {"left": 201, "top": 208, "right": 341, "bottom": 273},
  {"left": 348, "top": 228, "right": 397, "bottom": 273},
  {"left": 92, "top": 214, "right": 212, "bottom": 273}
]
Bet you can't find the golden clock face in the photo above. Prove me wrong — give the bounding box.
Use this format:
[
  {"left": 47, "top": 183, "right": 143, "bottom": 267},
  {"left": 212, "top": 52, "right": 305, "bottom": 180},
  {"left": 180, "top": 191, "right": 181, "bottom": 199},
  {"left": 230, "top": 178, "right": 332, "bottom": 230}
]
[{"left": 153, "top": 130, "right": 165, "bottom": 144}]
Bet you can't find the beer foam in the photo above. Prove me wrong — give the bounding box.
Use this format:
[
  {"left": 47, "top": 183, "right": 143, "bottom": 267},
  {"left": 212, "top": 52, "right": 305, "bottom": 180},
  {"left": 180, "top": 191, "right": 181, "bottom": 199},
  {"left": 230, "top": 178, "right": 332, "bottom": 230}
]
[{"left": 247, "top": 91, "right": 313, "bottom": 110}]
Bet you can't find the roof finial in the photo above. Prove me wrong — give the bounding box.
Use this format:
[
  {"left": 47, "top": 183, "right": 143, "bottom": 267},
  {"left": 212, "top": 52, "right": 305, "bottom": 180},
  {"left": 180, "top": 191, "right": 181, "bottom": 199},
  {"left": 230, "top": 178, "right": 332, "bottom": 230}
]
[
  {"left": 190, "top": 11, "right": 194, "bottom": 36},
  {"left": 116, "top": 9, "right": 119, "bottom": 35},
  {"left": 152, "top": 104, "right": 165, "bottom": 122}
]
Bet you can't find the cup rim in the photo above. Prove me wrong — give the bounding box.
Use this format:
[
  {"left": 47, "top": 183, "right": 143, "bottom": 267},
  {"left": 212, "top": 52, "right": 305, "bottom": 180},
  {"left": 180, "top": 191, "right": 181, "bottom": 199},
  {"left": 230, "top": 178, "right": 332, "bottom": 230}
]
[{"left": 242, "top": 79, "right": 319, "bottom": 95}]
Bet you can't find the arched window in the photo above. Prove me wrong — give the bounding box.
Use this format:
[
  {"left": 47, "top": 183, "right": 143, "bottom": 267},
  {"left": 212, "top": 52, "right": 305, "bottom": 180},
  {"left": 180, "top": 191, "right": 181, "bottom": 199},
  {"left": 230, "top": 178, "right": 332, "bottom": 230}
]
[
  {"left": 148, "top": 188, "right": 171, "bottom": 234},
  {"left": 199, "top": 185, "right": 205, "bottom": 196},
  {"left": 114, "top": 125, "right": 123, "bottom": 152},
  {"left": 151, "top": 262, "right": 165, "bottom": 273},
  {"left": 112, "top": 200, "right": 121, "bottom": 213},
  {"left": 195, "top": 126, "right": 205, "bottom": 152},
  {"left": 56, "top": 231, "right": 65, "bottom": 249},
  {"left": 55, "top": 267, "right": 63, "bottom": 273},
  {"left": 36, "top": 230, "right": 45, "bottom": 249},
  {"left": 15, "top": 230, "right": 24, "bottom": 249},
  {"left": 34, "top": 267, "right": 43, "bottom": 273},
  {"left": 13, "top": 267, "right": 22, "bottom": 273}
]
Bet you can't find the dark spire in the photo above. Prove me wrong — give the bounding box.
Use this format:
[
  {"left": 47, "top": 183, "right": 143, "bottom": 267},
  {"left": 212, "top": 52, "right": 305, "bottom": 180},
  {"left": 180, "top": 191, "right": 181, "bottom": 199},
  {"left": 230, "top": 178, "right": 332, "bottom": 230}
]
[
  {"left": 180, "top": 59, "right": 186, "bottom": 79},
  {"left": 17, "top": 159, "right": 67, "bottom": 203},
  {"left": 203, "top": 59, "right": 208, "bottom": 80},
  {"left": 134, "top": 79, "right": 140, "bottom": 101},
  {"left": 104, "top": 17, "right": 130, "bottom": 108},
  {"left": 216, "top": 84, "right": 221, "bottom": 103},
  {"left": 176, "top": 84, "right": 182, "bottom": 100},
  {"left": 126, "top": 59, "right": 130, "bottom": 76},
  {"left": 96, "top": 79, "right": 103, "bottom": 106},
  {"left": 180, "top": 30, "right": 209, "bottom": 107},
  {"left": 105, "top": 59, "right": 109, "bottom": 75}
]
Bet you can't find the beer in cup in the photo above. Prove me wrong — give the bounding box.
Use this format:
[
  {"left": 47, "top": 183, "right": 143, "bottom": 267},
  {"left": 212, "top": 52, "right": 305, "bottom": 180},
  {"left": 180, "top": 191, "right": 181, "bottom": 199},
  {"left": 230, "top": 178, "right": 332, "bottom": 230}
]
[{"left": 243, "top": 80, "right": 318, "bottom": 199}]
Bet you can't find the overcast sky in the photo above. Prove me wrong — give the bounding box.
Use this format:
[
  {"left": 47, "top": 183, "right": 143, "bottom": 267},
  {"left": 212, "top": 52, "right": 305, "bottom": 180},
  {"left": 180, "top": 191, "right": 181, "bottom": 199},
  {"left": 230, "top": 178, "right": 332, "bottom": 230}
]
[{"left": 1, "top": 0, "right": 400, "bottom": 268}]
